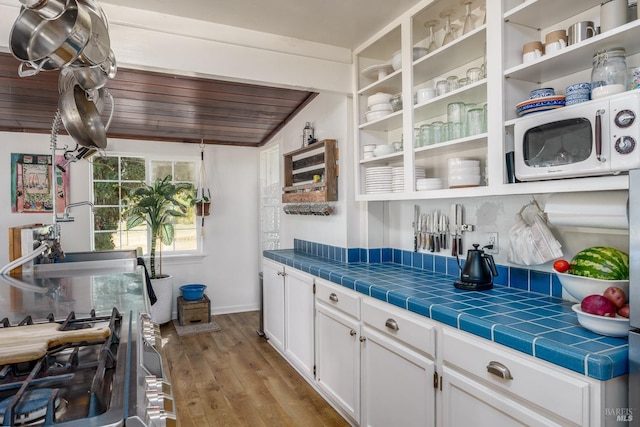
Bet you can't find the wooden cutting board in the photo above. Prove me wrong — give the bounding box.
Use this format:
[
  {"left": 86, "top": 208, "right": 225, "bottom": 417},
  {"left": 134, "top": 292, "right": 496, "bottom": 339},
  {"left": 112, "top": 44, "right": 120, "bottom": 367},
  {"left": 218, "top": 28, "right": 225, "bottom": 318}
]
[{"left": 0, "top": 323, "right": 111, "bottom": 365}]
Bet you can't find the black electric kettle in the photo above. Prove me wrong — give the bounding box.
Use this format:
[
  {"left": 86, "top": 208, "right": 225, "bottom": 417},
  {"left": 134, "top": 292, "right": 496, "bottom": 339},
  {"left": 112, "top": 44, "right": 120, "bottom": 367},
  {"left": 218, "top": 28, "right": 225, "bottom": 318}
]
[{"left": 454, "top": 243, "right": 498, "bottom": 291}]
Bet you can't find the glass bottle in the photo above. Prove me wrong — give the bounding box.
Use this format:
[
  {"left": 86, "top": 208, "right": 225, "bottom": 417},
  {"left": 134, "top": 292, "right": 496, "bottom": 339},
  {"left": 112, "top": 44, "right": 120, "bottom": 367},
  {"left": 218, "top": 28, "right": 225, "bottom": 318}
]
[
  {"left": 302, "top": 122, "right": 314, "bottom": 146},
  {"left": 591, "top": 47, "right": 628, "bottom": 99}
]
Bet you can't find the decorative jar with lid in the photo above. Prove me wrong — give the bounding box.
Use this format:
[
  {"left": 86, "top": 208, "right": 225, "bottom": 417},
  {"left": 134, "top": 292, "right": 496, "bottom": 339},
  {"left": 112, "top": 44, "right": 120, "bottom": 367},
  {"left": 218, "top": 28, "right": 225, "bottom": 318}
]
[{"left": 591, "top": 47, "right": 628, "bottom": 99}]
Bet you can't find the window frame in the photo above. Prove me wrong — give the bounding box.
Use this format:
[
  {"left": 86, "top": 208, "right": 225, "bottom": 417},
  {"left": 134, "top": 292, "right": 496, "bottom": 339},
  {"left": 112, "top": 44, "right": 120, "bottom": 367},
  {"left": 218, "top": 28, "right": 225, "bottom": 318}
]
[{"left": 90, "top": 152, "right": 202, "bottom": 256}]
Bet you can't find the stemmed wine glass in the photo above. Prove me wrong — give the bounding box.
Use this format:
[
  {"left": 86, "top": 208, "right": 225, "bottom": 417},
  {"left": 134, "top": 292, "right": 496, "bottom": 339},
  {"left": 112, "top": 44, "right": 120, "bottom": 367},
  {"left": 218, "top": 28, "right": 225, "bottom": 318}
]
[
  {"left": 440, "top": 10, "right": 456, "bottom": 46},
  {"left": 424, "top": 20, "right": 439, "bottom": 53},
  {"left": 461, "top": 1, "right": 476, "bottom": 35}
]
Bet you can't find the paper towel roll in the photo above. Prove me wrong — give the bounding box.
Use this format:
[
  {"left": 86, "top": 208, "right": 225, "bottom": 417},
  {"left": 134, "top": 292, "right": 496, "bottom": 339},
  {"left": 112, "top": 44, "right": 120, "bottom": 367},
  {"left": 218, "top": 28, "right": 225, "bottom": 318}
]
[{"left": 544, "top": 191, "right": 628, "bottom": 229}]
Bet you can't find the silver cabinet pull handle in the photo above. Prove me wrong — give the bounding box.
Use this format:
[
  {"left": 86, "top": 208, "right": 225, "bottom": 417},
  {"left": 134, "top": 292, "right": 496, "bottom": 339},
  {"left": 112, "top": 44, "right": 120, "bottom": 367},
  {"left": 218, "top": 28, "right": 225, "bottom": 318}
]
[
  {"left": 385, "top": 318, "right": 399, "bottom": 331},
  {"left": 350, "top": 329, "right": 357, "bottom": 336},
  {"left": 329, "top": 293, "right": 339, "bottom": 302},
  {"left": 486, "top": 361, "right": 513, "bottom": 380}
]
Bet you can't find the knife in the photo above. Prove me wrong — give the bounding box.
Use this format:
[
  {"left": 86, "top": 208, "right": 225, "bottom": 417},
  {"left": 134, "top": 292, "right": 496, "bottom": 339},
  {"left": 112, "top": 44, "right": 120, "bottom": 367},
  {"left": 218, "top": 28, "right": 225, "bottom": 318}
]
[
  {"left": 413, "top": 205, "right": 419, "bottom": 252},
  {"left": 433, "top": 211, "right": 440, "bottom": 252},
  {"left": 422, "top": 214, "right": 427, "bottom": 250},
  {"left": 417, "top": 212, "right": 423, "bottom": 250},
  {"left": 456, "top": 204, "right": 464, "bottom": 255},
  {"left": 450, "top": 205, "right": 457, "bottom": 256}
]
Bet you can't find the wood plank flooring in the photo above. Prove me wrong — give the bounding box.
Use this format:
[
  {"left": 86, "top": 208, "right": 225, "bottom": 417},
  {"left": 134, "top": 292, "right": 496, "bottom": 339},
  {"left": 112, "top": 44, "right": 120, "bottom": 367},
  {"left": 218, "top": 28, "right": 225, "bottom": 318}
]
[{"left": 160, "top": 311, "right": 350, "bottom": 427}]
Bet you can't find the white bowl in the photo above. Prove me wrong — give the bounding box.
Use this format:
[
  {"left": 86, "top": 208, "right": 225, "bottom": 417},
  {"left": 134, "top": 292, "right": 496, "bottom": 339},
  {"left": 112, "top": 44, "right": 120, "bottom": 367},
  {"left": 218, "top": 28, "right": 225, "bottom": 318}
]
[
  {"left": 557, "top": 273, "right": 629, "bottom": 303},
  {"left": 363, "top": 152, "right": 375, "bottom": 159},
  {"left": 449, "top": 166, "right": 481, "bottom": 176},
  {"left": 449, "top": 175, "right": 481, "bottom": 187},
  {"left": 373, "top": 144, "right": 395, "bottom": 156},
  {"left": 368, "top": 103, "right": 393, "bottom": 112},
  {"left": 368, "top": 92, "right": 393, "bottom": 107},
  {"left": 363, "top": 144, "right": 377, "bottom": 152},
  {"left": 572, "top": 304, "right": 629, "bottom": 337},
  {"left": 365, "top": 110, "right": 389, "bottom": 122},
  {"left": 448, "top": 158, "right": 480, "bottom": 168}
]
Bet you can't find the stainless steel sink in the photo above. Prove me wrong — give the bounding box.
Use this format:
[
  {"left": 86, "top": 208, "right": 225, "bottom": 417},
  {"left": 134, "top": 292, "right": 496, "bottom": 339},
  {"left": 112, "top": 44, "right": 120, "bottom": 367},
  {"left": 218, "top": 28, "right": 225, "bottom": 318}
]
[{"left": 60, "top": 250, "right": 138, "bottom": 263}]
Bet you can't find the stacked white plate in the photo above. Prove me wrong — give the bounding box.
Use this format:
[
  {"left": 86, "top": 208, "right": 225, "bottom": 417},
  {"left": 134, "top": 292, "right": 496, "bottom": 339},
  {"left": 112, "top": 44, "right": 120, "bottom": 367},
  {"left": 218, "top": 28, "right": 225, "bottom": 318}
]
[
  {"left": 365, "top": 166, "right": 393, "bottom": 194},
  {"left": 391, "top": 167, "right": 426, "bottom": 192},
  {"left": 416, "top": 178, "right": 443, "bottom": 191},
  {"left": 448, "top": 158, "right": 481, "bottom": 188}
]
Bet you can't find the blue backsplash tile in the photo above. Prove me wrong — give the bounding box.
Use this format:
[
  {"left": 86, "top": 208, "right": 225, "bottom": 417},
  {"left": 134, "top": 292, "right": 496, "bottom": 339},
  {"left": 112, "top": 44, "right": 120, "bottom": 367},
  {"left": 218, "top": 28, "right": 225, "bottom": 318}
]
[{"left": 291, "top": 239, "right": 564, "bottom": 299}]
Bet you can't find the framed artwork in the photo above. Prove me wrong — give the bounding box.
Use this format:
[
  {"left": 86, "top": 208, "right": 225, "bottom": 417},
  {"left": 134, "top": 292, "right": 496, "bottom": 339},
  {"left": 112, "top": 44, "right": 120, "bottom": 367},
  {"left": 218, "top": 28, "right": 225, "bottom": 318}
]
[{"left": 11, "top": 153, "right": 69, "bottom": 213}]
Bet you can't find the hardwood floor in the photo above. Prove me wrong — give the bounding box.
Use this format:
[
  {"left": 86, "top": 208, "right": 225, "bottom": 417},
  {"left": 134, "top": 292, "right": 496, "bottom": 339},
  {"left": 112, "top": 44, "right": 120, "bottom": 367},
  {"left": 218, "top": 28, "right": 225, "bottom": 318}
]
[{"left": 160, "top": 311, "right": 350, "bottom": 427}]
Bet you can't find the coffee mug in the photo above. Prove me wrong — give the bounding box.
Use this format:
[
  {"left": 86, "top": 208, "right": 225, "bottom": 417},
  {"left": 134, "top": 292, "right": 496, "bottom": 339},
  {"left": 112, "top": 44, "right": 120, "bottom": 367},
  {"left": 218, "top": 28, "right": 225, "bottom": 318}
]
[
  {"left": 545, "top": 39, "right": 566, "bottom": 55},
  {"left": 568, "top": 21, "right": 597, "bottom": 45},
  {"left": 522, "top": 41, "right": 543, "bottom": 63}
]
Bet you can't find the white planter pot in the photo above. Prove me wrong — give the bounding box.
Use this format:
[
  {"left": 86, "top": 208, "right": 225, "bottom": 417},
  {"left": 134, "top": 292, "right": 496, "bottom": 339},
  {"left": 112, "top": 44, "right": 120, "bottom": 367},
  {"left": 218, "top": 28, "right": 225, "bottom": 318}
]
[{"left": 150, "top": 275, "right": 174, "bottom": 324}]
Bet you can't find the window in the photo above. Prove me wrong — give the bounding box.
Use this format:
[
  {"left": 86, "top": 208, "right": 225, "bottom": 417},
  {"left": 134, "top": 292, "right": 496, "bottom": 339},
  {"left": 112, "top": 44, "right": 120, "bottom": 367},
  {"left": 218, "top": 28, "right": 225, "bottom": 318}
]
[
  {"left": 91, "top": 155, "right": 198, "bottom": 255},
  {"left": 260, "top": 144, "right": 281, "bottom": 251}
]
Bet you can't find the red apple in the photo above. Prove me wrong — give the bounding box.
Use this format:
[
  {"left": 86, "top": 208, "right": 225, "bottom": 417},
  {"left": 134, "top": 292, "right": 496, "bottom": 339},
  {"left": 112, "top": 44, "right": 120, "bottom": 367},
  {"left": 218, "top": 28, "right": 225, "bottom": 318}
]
[
  {"left": 603, "top": 286, "right": 626, "bottom": 309},
  {"left": 581, "top": 295, "right": 617, "bottom": 317},
  {"left": 618, "top": 304, "right": 630, "bottom": 318}
]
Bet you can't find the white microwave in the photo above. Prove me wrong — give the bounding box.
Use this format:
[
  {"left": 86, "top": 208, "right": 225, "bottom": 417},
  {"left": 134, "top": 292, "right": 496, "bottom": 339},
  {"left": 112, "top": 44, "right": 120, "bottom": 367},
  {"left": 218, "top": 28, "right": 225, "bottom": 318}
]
[{"left": 514, "top": 90, "right": 640, "bottom": 181}]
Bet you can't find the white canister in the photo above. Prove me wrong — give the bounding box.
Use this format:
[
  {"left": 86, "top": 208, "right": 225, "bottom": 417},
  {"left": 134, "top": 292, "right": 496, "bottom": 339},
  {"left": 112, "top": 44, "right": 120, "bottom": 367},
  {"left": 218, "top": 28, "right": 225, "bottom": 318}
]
[{"left": 601, "top": 0, "right": 627, "bottom": 33}]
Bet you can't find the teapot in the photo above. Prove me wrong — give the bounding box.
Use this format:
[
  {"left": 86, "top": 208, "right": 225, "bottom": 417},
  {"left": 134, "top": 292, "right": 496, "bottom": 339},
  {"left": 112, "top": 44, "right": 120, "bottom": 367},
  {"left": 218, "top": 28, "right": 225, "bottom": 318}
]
[{"left": 454, "top": 243, "right": 498, "bottom": 291}]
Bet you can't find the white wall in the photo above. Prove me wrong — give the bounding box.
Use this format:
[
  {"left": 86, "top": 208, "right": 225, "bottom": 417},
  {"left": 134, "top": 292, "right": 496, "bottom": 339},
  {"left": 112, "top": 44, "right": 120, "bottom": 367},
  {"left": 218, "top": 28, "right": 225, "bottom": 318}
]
[
  {"left": 0, "top": 132, "right": 260, "bottom": 316},
  {"left": 267, "top": 92, "right": 365, "bottom": 250}
]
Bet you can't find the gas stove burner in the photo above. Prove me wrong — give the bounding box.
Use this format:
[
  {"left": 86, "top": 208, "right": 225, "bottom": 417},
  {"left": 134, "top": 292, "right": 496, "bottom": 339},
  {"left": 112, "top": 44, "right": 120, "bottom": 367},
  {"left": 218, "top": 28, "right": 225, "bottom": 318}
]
[{"left": 0, "top": 388, "right": 67, "bottom": 425}]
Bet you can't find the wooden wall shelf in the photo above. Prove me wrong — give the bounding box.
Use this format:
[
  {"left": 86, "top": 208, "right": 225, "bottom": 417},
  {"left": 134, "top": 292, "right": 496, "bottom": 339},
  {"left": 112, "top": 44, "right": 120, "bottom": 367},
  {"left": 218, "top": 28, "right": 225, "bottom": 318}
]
[{"left": 283, "top": 139, "right": 338, "bottom": 203}]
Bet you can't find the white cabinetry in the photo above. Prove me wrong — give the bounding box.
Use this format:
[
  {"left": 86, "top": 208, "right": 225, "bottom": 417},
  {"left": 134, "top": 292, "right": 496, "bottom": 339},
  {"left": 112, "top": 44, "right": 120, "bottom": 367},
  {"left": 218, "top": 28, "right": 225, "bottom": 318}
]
[
  {"left": 441, "top": 327, "right": 626, "bottom": 427},
  {"left": 284, "top": 267, "right": 315, "bottom": 379},
  {"left": 353, "top": 0, "right": 635, "bottom": 201},
  {"left": 315, "top": 280, "right": 361, "bottom": 424},
  {"left": 360, "top": 298, "right": 437, "bottom": 427},
  {"left": 263, "top": 258, "right": 314, "bottom": 378},
  {"left": 262, "top": 258, "right": 285, "bottom": 352}
]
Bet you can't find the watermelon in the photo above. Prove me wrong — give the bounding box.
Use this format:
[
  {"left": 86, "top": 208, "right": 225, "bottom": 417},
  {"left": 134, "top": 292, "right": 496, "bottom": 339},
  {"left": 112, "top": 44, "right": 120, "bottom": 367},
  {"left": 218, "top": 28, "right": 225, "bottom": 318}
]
[{"left": 568, "top": 247, "right": 629, "bottom": 280}]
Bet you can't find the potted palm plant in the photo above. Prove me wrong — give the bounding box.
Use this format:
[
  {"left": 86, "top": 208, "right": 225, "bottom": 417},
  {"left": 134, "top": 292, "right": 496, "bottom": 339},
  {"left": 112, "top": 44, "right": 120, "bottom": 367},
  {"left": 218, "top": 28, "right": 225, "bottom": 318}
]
[{"left": 122, "top": 175, "right": 192, "bottom": 323}]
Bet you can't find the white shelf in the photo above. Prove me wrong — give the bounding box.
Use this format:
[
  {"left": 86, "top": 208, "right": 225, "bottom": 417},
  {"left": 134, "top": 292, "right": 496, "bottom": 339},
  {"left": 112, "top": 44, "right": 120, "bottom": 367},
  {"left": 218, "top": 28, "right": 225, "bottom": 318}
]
[
  {"left": 504, "top": 20, "right": 640, "bottom": 83},
  {"left": 413, "top": 26, "right": 486, "bottom": 84},
  {"left": 359, "top": 151, "right": 404, "bottom": 165},
  {"left": 359, "top": 109, "right": 403, "bottom": 131},
  {"left": 503, "top": 0, "right": 602, "bottom": 29},
  {"left": 414, "top": 80, "right": 487, "bottom": 124},
  {"left": 415, "top": 133, "right": 487, "bottom": 158},
  {"left": 358, "top": 69, "right": 402, "bottom": 97}
]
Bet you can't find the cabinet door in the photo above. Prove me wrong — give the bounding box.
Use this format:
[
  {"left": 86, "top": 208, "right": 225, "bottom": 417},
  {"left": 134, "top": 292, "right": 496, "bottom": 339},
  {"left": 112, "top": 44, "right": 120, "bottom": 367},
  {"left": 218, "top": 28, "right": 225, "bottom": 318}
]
[
  {"left": 361, "top": 326, "right": 435, "bottom": 427},
  {"left": 262, "top": 259, "right": 285, "bottom": 352},
  {"left": 441, "top": 367, "right": 564, "bottom": 427},
  {"left": 315, "top": 302, "right": 360, "bottom": 424},
  {"left": 284, "top": 268, "right": 314, "bottom": 379}
]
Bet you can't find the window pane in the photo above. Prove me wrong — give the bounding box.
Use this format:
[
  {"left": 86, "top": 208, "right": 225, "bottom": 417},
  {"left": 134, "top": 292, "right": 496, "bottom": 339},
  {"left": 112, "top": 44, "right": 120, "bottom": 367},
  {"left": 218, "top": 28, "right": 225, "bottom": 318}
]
[
  {"left": 175, "top": 162, "right": 195, "bottom": 181},
  {"left": 151, "top": 161, "right": 172, "bottom": 181},
  {"left": 94, "top": 207, "right": 120, "bottom": 230},
  {"left": 93, "top": 182, "right": 119, "bottom": 205},
  {"left": 121, "top": 157, "right": 145, "bottom": 181},
  {"left": 120, "top": 182, "right": 144, "bottom": 201},
  {"left": 93, "top": 156, "right": 118, "bottom": 180},
  {"left": 167, "top": 227, "right": 197, "bottom": 251},
  {"left": 94, "top": 232, "right": 116, "bottom": 251},
  {"left": 119, "top": 226, "right": 148, "bottom": 253}
]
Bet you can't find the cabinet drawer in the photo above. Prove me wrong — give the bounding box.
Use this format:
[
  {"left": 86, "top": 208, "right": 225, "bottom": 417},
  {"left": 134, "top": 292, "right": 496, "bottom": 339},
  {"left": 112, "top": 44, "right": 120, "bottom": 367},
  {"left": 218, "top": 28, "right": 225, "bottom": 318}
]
[
  {"left": 362, "top": 298, "right": 435, "bottom": 358},
  {"left": 443, "top": 328, "right": 589, "bottom": 426},
  {"left": 315, "top": 279, "right": 360, "bottom": 319}
]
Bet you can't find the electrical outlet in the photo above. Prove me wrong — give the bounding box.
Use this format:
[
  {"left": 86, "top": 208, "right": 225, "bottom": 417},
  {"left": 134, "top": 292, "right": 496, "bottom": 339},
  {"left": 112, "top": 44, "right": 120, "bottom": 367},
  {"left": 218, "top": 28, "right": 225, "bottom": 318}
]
[{"left": 487, "top": 232, "right": 498, "bottom": 254}]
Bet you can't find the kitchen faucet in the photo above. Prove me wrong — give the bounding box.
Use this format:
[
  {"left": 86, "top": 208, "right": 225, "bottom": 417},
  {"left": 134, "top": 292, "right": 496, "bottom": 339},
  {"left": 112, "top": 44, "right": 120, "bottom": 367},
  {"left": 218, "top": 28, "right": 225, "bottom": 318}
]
[{"left": 56, "top": 201, "right": 95, "bottom": 223}]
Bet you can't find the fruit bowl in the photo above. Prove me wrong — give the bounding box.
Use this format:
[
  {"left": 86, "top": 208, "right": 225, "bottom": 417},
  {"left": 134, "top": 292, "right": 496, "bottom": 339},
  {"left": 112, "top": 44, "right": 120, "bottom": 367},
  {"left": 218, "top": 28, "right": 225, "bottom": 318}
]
[
  {"left": 556, "top": 272, "right": 629, "bottom": 303},
  {"left": 572, "top": 304, "right": 629, "bottom": 337}
]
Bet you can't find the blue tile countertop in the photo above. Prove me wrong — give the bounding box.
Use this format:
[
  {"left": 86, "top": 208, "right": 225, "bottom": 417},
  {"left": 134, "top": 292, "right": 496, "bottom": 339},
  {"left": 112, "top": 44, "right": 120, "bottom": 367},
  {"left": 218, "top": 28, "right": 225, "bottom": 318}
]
[{"left": 264, "top": 249, "right": 629, "bottom": 381}]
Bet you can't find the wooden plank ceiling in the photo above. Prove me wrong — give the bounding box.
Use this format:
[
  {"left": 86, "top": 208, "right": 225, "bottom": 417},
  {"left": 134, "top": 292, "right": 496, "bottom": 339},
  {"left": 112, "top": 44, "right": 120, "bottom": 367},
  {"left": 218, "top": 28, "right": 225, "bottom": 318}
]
[{"left": 0, "top": 52, "right": 317, "bottom": 147}]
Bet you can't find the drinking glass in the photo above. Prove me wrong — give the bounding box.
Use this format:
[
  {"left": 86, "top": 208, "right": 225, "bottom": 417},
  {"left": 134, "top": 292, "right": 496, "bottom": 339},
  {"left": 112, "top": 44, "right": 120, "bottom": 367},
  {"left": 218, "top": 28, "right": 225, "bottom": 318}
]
[
  {"left": 431, "top": 121, "right": 445, "bottom": 144},
  {"left": 466, "top": 67, "right": 483, "bottom": 83},
  {"left": 440, "top": 10, "right": 456, "bottom": 46},
  {"left": 458, "top": 77, "right": 469, "bottom": 87},
  {"left": 424, "top": 20, "right": 439, "bottom": 53},
  {"left": 420, "top": 124, "right": 432, "bottom": 146},
  {"left": 446, "top": 75, "right": 459, "bottom": 92},
  {"left": 414, "top": 128, "right": 422, "bottom": 147},
  {"left": 462, "top": 1, "right": 476, "bottom": 35},
  {"left": 436, "top": 80, "right": 448, "bottom": 96},
  {"left": 467, "top": 108, "right": 485, "bottom": 136},
  {"left": 447, "top": 102, "right": 465, "bottom": 124}
]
